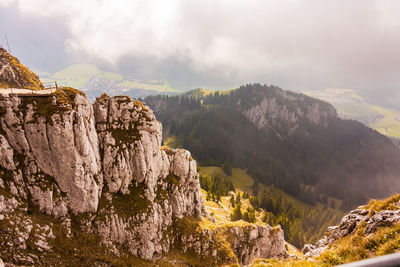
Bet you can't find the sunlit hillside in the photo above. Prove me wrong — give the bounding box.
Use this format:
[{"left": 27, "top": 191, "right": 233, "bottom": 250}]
[{"left": 305, "top": 88, "right": 400, "bottom": 138}]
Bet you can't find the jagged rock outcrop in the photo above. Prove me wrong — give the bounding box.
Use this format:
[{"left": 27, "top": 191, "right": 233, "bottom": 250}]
[
  {"left": 0, "top": 88, "right": 286, "bottom": 265},
  {"left": 0, "top": 48, "right": 43, "bottom": 90},
  {"left": 0, "top": 90, "right": 102, "bottom": 216},
  {"left": 174, "top": 219, "right": 287, "bottom": 266},
  {"left": 90, "top": 94, "right": 205, "bottom": 260},
  {"left": 364, "top": 209, "right": 400, "bottom": 234},
  {"left": 241, "top": 91, "right": 337, "bottom": 135},
  {"left": 226, "top": 224, "right": 287, "bottom": 265},
  {"left": 303, "top": 207, "right": 400, "bottom": 257}
]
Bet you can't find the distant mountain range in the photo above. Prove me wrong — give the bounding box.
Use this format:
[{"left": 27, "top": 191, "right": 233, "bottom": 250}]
[{"left": 38, "top": 64, "right": 177, "bottom": 101}]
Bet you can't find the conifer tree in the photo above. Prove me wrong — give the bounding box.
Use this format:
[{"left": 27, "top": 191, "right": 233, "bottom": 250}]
[
  {"left": 235, "top": 193, "right": 241, "bottom": 204},
  {"left": 230, "top": 195, "right": 235, "bottom": 207},
  {"left": 230, "top": 202, "right": 242, "bottom": 221}
]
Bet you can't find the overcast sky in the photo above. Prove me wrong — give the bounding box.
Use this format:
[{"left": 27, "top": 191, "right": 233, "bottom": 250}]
[{"left": 1, "top": 0, "right": 400, "bottom": 101}]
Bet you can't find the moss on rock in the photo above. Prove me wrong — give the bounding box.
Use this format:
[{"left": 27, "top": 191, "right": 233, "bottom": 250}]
[
  {"left": 112, "top": 182, "right": 152, "bottom": 217},
  {"left": 18, "top": 87, "right": 85, "bottom": 123}
]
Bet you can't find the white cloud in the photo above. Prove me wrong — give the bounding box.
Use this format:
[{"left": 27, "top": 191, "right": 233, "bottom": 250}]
[
  {"left": 0, "top": 0, "right": 15, "bottom": 7},
  {"left": 3, "top": 0, "right": 400, "bottom": 91}
]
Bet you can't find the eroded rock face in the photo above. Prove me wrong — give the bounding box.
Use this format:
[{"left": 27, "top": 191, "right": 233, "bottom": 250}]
[
  {"left": 228, "top": 224, "right": 287, "bottom": 265},
  {"left": 0, "top": 93, "right": 102, "bottom": 215},
  {"left": 303, "top": 208, "right": 400, "bottom": 257},
  {"left": 174, "top": 220, "right": 287, "bottom": 266},
  {"left": 364, "top": 210, "right": 400, "bottom": 235},
  {"left": 91, "top": 95, "right": 205, "bottom": 260},
  {"left": 241, "top": 92, "right": 337, "bottom": 135},
  {"left": 0, "top": 92, "right": 286, "bottom": 266}
]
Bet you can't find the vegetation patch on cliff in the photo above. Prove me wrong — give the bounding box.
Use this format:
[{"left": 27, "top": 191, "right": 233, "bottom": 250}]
[
  {"left": 112, "top": 182, "right": 152, "bottom": 217},
  {"left": 250, "top": 258, "right": 318, "bottom": 267},
  {"left": 0, "top": 48, "right": 44, "bottom": 90},
  {"left": 104, "top": 97, "right": 156, "bottom": 147},
  {"left": 0, "top": 168, "right": 17, "bottom": 199},
  {"left": 363, "top": 194, "right": 400, "bottom": 216},
  {"left": 18, "top": 87, "right": 86, "bottom": 123},
  {"left": 320, "top": 222, "right": 400, "bottom": 266},
  {"left": 109, "top": 127, "right": 141, "bottom": 146},
  {"left": 174, "top": 217, "right": 238, "bottom": 266}
]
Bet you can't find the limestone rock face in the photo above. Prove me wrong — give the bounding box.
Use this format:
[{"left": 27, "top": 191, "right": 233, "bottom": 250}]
[
  {"left": 227, "top": 224, "right": 287, "bottom": 265},
  {"left": 91, "top": 95, "right": 205, "bottom": 260},
  {"left": 364, "top": 210, "right": 400, "bottom": 234},
  {"left": 0, "top": 92, "right": 102, "bottom": 215},
  {"left": 241, "top": 91, "right": 337, "bottom": 135},
  {"left": 93, "top": 95, "right": 204, "bottom": 219},
  {"left": 303, "top": 208, "right": 400, "bottom": 257},
  {"left": 94, "top": 95, "right": 164, "bottom": 193}
]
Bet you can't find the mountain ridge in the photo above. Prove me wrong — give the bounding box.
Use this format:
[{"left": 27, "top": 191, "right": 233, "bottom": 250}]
[{"left": 146, "top": 84, "right": 400, "bottom": 208}]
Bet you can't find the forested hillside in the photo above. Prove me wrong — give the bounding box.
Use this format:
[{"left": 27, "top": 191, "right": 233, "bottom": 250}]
[{"left": 145, "top": 84, "right": 400, "bottom": 209}]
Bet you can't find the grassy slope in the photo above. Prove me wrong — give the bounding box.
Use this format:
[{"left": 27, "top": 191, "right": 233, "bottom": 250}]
[
  {"left": 199, "top": 166, "right": 272, "bottom": 225},
  {"left": 41, "top": 64, "right": 121, "bottom": 88},
  {"left": 40, "top": 64, "right": 176, "bottom": 92},
  {"left": 200, "top": 166, "right": 254, "bottom": 193},
  {"left": 305, "top": 88, "right": 400, "bottom": 138}
]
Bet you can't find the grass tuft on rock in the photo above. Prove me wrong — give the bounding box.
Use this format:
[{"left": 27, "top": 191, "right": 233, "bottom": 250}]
[
  {"left": 18, "top": 87, "right": 85, "bottom": 123},
  {"left": 319, "top": 222, "right": 400, "bottom": 266},
  {"left": 363, "top": 194, "right": 400, "bottom": 216},
  {"left": 112, "top": 182, "right": 152, "bottom": 217}
]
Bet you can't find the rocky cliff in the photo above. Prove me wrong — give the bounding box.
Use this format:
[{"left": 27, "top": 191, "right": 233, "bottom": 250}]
[
  {"left": 303, "top": 194, "right": 400, "bottom": 259},
  {"left": 0, "top": 86, "right": 287, "bottom": 265},
  {"left": 240, "top": 88, "right": 337, "bottom": 135}
]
